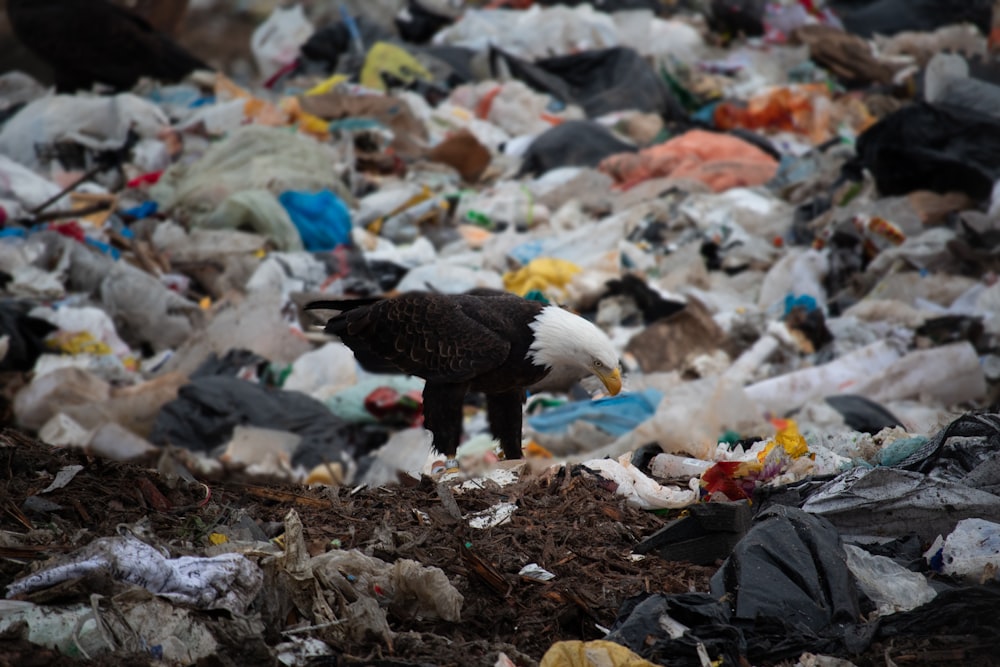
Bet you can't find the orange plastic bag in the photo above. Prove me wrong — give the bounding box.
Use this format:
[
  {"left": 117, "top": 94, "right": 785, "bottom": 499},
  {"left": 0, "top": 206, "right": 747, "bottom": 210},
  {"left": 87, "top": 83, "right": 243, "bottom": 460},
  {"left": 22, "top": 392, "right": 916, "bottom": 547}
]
[
  {"left": 599, "top": 129, "right": 778, "bottom": 192},
  {"left": 713, "top": 84, "right": 833, "bottom": 143}
]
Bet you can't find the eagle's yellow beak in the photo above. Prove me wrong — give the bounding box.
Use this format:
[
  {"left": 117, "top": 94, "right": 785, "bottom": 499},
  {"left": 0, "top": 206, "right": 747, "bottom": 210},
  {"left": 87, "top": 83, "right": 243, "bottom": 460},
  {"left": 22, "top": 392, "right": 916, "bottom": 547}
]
[{"left": 596, "top": 366, "right": 622, "bottom": 396}]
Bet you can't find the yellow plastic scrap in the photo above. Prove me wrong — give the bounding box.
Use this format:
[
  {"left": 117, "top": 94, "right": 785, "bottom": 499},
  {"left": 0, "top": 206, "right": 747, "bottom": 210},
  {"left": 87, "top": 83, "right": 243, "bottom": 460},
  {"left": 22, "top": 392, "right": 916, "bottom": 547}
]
[
  {"left": 48, "top": 331, "right": 112, "bottom": 356},
  {"left": 360, "top": 42, "right": 432, "bottom": 92},
  {"left": 208, "top": 532, "right": 229, "bottom": 546},
  {"left": 539, "top": 640, "right": 660, "bottom": 667},
  {"left": 279, "top": 97, "right": 331, "bottom": 140},
  {"left": 772, "top": 418, "right": 810, "bottom": 459},
  {"left": 503, "top": 258, "right": 581, "bottom": 297},
  {"left": 523, "top": 441, "right": 554, "bottom": 459},
  {"left": 305, "top": 73, "right": 350, "bottom": 97}
]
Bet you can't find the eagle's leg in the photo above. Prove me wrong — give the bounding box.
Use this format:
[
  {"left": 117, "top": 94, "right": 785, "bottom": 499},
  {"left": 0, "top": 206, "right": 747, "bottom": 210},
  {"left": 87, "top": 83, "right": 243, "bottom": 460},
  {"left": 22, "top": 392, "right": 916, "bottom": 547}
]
[
  {"left": 486, "top": 389, "right": 527, "bottom": 461},
  {"left": 422, "top": 382, "right": 469, "bottom": 468}
]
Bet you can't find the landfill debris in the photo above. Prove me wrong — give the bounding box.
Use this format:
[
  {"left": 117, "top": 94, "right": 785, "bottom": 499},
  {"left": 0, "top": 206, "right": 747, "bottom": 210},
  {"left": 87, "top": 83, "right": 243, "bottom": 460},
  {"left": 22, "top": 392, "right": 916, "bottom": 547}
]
[
  {"left": 6, "top": 532, "right": 263, "bottom": 615},
  {"left": 925, "top": 518, "right": 1000, "bottom": 584},
  {"left": 2, "top": 0, "right": 1000, "bottom": 664},
  {"left": 519, "top": 563, "right": 557, "bottom": 583}
]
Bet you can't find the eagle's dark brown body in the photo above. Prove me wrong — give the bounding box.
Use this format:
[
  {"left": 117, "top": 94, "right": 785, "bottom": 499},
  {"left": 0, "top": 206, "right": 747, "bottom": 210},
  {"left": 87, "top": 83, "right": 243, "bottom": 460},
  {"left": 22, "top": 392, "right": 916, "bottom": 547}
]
[
  {"left": 308, "top": 292, "right": 553, "bottom": 461},
  {"left": 7, "top": 0, "right": 207, "bottom": 92}
]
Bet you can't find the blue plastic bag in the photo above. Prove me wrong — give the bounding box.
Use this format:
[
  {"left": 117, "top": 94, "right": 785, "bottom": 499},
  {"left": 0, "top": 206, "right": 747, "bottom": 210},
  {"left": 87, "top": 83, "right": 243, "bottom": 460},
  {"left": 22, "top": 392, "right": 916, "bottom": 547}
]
[
  {"left": 279, "top": 189, "right": 352, "bottom": 251},
  {"left": 528, "top": 389, "right": 663, "bottom": 437}
]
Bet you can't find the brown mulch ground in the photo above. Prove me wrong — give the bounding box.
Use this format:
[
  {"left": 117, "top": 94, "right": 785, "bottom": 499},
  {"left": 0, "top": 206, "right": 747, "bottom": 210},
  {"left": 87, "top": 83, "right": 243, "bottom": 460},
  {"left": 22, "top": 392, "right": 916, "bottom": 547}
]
[
  {"left": 5, "top": 428, "right": 1000, "bottom": 667},
  {"left": 0, "top": 429, "right": 715, "bottom": 666}
]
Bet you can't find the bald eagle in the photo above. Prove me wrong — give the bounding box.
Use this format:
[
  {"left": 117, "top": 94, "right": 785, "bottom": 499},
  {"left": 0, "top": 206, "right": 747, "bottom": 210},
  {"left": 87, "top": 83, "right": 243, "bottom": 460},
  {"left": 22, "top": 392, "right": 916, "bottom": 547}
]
[
  {"left": 7, "top": 0, "right": 207, "bottom": 92},
  {"left": 306, "top": 291, "right": 622, "bottom": 468}
]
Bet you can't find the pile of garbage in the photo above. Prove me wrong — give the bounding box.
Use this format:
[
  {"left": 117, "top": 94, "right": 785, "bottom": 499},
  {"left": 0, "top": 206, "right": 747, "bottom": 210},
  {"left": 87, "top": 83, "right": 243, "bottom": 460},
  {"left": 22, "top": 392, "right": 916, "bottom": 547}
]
[{"left": 2, "top": 0, "right": 1000, "bottom": 665}]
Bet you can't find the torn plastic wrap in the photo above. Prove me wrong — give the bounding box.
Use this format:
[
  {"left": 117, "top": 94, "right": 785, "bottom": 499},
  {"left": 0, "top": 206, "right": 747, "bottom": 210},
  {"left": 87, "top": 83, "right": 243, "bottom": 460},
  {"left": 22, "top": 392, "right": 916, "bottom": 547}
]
[{"left": 6, "top": 533, "right": 263, "bottom": 615}]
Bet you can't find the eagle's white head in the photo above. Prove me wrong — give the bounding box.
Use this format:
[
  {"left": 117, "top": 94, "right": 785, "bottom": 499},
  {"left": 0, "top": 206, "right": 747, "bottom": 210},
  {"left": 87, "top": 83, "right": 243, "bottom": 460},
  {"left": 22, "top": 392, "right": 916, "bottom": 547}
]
[{"left": 527, "top": 305, "right": 622, "bottom": 396}]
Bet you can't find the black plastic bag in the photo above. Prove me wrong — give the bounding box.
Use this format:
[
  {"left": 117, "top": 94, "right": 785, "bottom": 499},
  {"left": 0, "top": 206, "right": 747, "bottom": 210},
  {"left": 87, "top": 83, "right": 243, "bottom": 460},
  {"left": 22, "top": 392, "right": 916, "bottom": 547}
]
[
  {"left": 873, "top": 586, "right": 1000, "bottom": 662},
  {"left": 395, "top": 0, "right": 453, "bottom": 44},
  {"left": 844, "top": 102, "right": 1000, "bottom": 201},
  {"left": 604, "top": 274, "right": 686, "bottom": 324},
  {"left": 191, "top": 349, "right": 269, "bottom": 380},
  {"left": 516, "top": 120, "right": 636, "bottom": 177},
  {"left": 709, "top": 0, "right": 768, "bottom": 37},
  {"left": 150, "top": 376, "right": 385, "bottom": 469},
  {"left": 824, "top": 394, "right": 903, "bottom": 435},
  {"left": 832, "top": 0, "right": 992, "bottom": 38},
  {"left": 298, "top": 16, "right": 395, "bottom": 73},
  {"left": 491, "top": 46, "right": 685, "bottom": 121},
  {"left": 607, "top": 593, "right": 745, "bottom": 666},
  {"left": 710, "top": 505, "right": 861, "bottom": 662},
  {"left": 0, "top": 300, "right": 55, "bottom": 372}
]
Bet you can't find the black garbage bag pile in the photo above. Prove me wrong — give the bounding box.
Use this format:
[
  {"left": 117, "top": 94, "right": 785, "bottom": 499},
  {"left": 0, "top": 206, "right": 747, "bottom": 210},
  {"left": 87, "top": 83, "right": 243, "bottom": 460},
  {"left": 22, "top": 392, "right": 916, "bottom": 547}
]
[
  {"left": 609, "top": 414, "right": 1000, "bottom": 665},
  {"left": 150, "top": 350, "right": 388, "bottom": 470},
  {"left": 845, "top": 102, "right": 1000, "bottom": 201}
]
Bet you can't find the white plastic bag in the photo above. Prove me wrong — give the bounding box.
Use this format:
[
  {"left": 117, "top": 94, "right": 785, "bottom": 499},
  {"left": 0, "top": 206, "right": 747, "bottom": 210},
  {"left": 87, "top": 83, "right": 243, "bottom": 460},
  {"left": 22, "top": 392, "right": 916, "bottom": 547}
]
[
  {"left": 580, "top": 454, "right": 698, "bottom": 509},
  {"left": 0, "top": 156, "right": 65, "bottom": 213},
  {"left": 844, "top": 544, "right": 936, "bottom": 616},
  {"left": 251, "top": 5, "right": 314, "bottom": 80},
  {"left": 926, "top": 518, "right": 1000, "bottom": 583},
  {"left": 282, "top": 342, "right": 358, "bottom": 400},
  {"left": 0, "top": 95, "right": 168, "bottom": 170}
]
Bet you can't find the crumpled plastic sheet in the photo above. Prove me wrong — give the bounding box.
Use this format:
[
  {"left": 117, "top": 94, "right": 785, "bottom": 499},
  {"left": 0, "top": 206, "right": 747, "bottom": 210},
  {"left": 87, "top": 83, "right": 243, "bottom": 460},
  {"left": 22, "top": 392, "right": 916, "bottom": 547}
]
[
  {"left": 150, "top": 125, "right": 353, "bottom": 228},
  {"left": 843, "top": 544, "right": 936, "bottom": 616},
  {"left": 313, "top": 549, "right": 463, "bottom": 622},
  {"left": 802, "top": 466, "right": 1000, "bottom": 543},
  {"left": 5, "top": 534, "right": 263, "bottom": 615},
  {"left": 0, "top": 94, "right": 168, "bottom": 170},
  {"left": 580, "top": 454, "right": 698, "bottom": 510}
]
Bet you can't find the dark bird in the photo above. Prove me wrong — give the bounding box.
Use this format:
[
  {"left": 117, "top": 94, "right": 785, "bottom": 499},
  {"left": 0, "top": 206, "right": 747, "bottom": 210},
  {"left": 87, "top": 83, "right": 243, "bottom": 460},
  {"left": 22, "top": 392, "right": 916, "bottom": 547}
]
[
  {"left": 306, "top": 291, "right": 622, "bottom": 470},
  {"left": 6, "top": 0, "right": 208, "bottom": 93}
]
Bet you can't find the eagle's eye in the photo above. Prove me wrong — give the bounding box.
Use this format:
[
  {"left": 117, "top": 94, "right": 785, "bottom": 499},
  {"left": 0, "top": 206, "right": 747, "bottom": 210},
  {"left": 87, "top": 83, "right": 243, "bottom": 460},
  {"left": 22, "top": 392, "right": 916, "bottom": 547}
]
[{"left": 594, "top": 360, "right": 603, "bottom": 368}]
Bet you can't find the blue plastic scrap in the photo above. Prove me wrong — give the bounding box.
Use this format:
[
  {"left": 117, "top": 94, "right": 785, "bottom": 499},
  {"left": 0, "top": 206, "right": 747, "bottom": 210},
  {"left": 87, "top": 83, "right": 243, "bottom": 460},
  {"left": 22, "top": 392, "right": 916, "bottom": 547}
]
[
  {"left": 122, "top": 201, "right": 158, "bottom": 219},
  {"left": 85, "top": 237, "right": 121, "bottom": 259},
  {"left": 784, "top": 293, "right": 819, "bottom": 315},
  {"left": 278, "top": 189, "right": 352, "bottom": 252},
  {"left": 527, "top": 388, "right": 663, "bottom": 437}
]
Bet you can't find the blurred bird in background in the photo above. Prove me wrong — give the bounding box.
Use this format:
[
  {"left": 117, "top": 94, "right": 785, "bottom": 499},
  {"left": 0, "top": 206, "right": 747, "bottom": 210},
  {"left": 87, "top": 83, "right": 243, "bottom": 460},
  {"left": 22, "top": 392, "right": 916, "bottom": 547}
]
[{"left": 6, "top": 0, "right": 208, "bottom": 92}]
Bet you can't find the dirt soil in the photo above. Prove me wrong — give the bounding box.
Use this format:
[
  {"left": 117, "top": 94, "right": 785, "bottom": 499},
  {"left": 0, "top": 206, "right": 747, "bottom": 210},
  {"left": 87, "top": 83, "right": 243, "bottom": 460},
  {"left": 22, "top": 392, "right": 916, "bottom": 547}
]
[{"left": 4, "top": 428, "right": 998, "bottom": 667}]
